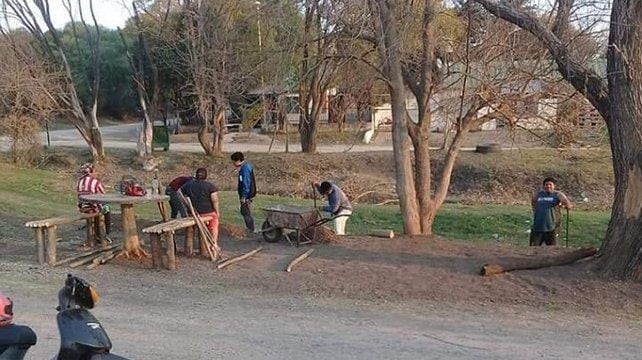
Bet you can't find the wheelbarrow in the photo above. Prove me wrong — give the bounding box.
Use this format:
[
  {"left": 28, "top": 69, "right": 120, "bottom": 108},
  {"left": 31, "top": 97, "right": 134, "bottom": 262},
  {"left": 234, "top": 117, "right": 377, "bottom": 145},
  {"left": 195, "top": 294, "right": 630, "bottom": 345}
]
[{"left": 260, "top": 205, "right": 342, "bottom": 247}]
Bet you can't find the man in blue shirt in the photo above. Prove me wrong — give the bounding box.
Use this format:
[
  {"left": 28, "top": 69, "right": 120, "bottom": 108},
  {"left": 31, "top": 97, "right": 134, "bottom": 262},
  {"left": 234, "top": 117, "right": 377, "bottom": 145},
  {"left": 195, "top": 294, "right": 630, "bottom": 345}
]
[
  {"left": 312, "top": 180, "right": 353, "bottom": 235},
  {"left": 231, "top": 152, "right": 256, "bottom": 235},
  {"left": 530, "top": 177, "right": 572, "bottom": 246}
]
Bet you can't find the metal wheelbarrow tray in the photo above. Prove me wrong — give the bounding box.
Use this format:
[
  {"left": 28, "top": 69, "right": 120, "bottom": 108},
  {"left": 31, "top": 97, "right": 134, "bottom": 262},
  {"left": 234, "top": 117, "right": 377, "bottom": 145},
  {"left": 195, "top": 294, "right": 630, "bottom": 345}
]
[{"left": 260, "top": 205, "right": 333, "bottom": 247}]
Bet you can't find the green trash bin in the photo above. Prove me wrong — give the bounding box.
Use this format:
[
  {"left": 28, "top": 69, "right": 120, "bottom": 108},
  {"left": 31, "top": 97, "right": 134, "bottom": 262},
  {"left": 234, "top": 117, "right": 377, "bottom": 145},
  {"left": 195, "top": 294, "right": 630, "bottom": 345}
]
[{"left": 152, "top": 122, "right": 170, "bottom": 151}]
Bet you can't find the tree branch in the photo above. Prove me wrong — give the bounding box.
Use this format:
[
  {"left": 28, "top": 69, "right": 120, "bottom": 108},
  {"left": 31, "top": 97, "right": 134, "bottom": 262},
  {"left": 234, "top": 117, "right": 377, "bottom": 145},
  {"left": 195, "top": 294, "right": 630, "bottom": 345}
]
[{"left": 473, "top": 0, "right": 609, "bottom": 120}]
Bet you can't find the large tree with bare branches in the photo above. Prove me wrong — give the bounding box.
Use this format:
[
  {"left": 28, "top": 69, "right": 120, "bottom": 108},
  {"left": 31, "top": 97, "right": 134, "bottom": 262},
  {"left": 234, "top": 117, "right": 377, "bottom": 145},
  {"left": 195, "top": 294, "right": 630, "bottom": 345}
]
[
  {"left": 472, "top": 0, "right": 641, "bottom": 279},
  {"left": 360, "top": 0, "right": 544, "bottom": 235},
  {"left": 1, "top": 0, "right": 106, "bottom": 160}
]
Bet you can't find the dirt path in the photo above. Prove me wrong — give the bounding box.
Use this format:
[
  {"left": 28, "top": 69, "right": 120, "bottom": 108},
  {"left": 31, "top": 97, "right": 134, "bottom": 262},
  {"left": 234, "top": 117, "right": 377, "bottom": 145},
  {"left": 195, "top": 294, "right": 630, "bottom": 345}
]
[
  {"left": 1, "top": 124, "right": 603, "bottom": 153},
  {"left": 2, "top": 259, "right": 640, "bottom": 360}
]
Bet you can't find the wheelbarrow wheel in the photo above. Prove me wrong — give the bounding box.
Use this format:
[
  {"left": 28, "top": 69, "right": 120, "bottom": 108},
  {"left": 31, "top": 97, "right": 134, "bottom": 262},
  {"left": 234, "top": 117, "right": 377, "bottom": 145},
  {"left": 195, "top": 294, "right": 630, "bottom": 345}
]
[{"left": 261, "top": 220, "right": 283, "bottom": 243}]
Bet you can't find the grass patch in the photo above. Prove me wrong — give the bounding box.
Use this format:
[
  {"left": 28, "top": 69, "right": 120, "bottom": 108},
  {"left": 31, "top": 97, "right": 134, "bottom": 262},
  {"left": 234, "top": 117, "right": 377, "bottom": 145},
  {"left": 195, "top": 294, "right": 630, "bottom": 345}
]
[{"left": 0, "top": 162, "right": 609, "bottom": 248}]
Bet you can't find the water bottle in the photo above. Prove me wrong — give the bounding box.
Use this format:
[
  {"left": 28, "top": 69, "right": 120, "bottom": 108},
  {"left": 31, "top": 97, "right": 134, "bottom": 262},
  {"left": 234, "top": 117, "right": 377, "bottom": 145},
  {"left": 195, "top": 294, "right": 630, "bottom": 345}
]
[{"left": 151, "top": 173, "right": 159, "bottom": 195}]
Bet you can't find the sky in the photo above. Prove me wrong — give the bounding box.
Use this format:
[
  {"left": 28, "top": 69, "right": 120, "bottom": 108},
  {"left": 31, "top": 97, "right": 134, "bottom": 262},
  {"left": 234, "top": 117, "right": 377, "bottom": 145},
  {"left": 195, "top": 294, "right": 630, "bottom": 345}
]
[{"left": 11, "top": 0, "right": 132, "bottom": 30}]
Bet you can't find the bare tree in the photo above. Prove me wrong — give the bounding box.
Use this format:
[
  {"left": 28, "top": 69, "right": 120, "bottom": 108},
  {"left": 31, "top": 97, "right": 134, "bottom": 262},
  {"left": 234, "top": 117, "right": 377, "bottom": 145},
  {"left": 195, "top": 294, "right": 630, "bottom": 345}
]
[
  {"left": 180, "top": 0, "right": 241, "bottom": 156},
  {"left": 296, "top": 0, "right": 341, "bottom": 153},
  {"left": 472, "top": 0, "right": 641, "bottom": 279},
  {"left": 118, "top": 0, "right": 171, "bottom": 157},
  {"left": 360, "top": 0, "right": 524, "bottom": 234},
  {"left": 2, "top": 0, "right": 106, "bottom": 160},
  {"left": 0, "top": 31, "right": 60, "bottom": 163}
]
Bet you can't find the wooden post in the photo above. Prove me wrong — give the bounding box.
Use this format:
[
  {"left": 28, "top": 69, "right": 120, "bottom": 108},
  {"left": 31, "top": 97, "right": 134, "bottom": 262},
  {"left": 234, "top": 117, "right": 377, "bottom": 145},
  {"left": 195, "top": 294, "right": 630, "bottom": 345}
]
[
  {"left": 46, "top": 226, "right": 57, "bottom": 265},
  {"left": 121, "top": 203, "right": 141, "bottom": 252},
  {"left": 165, "top": 231, "right": 176, "bottom": 270},
  {"left": 198, "top": 230, "right": 208, "bottom": 258},
  {"left": 369, "top": 229, "right": 395, "bottom": 239},
  {"left": 158, "top": 201, "right": 169, "bottom": 222},
  {"left": 150, "top": 233, "right": 162, "bottom": 269},
  {"left": 185, "top": 225, "right": 194, "bottom": 257},
  {"left": 86, "top": 218, "right": 96, "bottom": 247},
  {"left": 34, "top": 228, "right": 45, "bottom": 264},
  {"left": 96, "top": 214, "right": 107, "bottom": 245}
]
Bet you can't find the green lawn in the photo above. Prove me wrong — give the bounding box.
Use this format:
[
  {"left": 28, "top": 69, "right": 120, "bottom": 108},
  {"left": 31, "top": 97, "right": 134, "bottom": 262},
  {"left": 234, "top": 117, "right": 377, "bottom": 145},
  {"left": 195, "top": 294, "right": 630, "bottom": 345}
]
[{"left": 0, "top": 162, "right": 609, "bottom": 248}]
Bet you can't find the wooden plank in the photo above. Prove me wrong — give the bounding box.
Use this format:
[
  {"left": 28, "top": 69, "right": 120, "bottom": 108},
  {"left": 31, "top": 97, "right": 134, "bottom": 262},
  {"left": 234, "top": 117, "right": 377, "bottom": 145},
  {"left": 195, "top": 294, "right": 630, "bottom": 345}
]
[
  {"left": 55, "top": 244, "right": 120, "bottom": 266},
  {"left": 79, "top": 193, "right": 169, "bottom": 204},
  {"left": 217, "top": 247, "right": 262, "bottom": 270},
  {"left": 369, "top": 229, "right": 395, "bottom": 239},
  {"left": 46, "top": 226, "right": 57, "bottom": 265},
  {"left": 286, "top": 249, "right": 315, "bottom": 273},
  {"left": 141, "top": 217, "right": 212, "bottom": 234},
  {"left": 34, "top": 228, "right": 45, "bottom": 264},
  {"left": 150, "top": 233, "right": 162, "bottom": 269},
  {"left": 70, "top": 253, "right": 102, "bottom": 268},
  {"left": 165, "top": 231, "right": 176, "bottom": 270},
  {"left": 85, "top": 250, "right": 115, "bottom": 270},
  {"left": 25, "top": 213, "right": 98, "bottom": 228}
]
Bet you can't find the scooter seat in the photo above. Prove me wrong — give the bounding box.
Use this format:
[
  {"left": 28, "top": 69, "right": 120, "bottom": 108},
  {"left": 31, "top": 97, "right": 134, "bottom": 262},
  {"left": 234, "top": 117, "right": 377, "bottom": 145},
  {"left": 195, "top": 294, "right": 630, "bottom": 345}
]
[
  {"left": 0, "top": 325, "right": 37, "bottom": 359},
  {"left": 0, "top": 325, "right": 37, "bottom": 347}
]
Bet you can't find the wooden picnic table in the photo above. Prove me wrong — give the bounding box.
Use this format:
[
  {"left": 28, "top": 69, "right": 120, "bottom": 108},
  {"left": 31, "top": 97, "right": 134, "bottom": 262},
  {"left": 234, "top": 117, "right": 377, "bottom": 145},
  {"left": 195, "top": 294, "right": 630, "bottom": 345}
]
[{"left": 79, "top": 193, "right": 169, "bottom": 257}]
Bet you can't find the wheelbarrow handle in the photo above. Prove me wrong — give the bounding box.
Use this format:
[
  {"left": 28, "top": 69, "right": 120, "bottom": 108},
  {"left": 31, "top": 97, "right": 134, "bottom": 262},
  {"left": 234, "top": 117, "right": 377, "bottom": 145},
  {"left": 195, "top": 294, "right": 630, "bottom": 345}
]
[{"left": 302, "top": 213, "right": 351, "bottom": 232}]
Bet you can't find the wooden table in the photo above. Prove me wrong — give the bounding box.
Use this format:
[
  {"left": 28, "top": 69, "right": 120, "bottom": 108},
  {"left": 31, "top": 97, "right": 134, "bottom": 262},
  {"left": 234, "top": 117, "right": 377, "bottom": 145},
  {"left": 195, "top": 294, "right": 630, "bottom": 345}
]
[{"left": 79, "top": 193, "right": 169, "bottom": 256}]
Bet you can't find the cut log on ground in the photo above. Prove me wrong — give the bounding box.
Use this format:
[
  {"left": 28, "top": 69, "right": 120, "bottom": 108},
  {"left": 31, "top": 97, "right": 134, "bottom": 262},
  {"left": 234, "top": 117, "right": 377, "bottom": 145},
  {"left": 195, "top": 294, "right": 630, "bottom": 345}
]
[
  {"left": 55, "top": 244, "right": 120, "bottom": 267},
  {"left": 70, "top": 252, "right": 106, "bottom": 268},
  {"left": 286, "top": 249, "right": 314, "bottom": 273},
  {"left": 85, "top": 250, "right": 116, "bottom": 270},
  {"left": 480, "top": 247, "right": 598, "bottom": 276},
  {"left": 369, "top": 229, "right": 394, "bottom": 239},
  {"left": 217, "top": 247, "right": 263, "bottom": 270}
]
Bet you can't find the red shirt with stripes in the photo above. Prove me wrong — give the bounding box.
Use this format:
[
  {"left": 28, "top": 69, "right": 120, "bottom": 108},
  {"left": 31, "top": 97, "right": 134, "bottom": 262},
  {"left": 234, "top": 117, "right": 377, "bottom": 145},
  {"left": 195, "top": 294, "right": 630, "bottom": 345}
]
[{"left": 76, "top": 175, "right": 105, "bottom": 212}]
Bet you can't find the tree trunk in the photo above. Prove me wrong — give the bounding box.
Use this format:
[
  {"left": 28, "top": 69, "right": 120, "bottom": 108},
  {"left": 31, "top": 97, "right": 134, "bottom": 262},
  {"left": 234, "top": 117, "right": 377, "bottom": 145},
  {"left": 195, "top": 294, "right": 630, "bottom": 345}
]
[
  {"left": 374, "top": 0, "right": 421, "bottom": 235},
  {"left": 89, "top": 125, "right": 104, "bottom": 160},
  {"left": 409, "top": 121, "right": 432, "bottom": 234},
  {"left": 299, "top": 113, "right": 318, "bottom": 153},
  {"left": 198, "top": 124, "right": 213, "bottom": 156},
  {"left": 596, "top": 0, "right": 642, "bottom": 280},
  {"left": 210, "top": 106, "right": 225, "bottom": 156}
]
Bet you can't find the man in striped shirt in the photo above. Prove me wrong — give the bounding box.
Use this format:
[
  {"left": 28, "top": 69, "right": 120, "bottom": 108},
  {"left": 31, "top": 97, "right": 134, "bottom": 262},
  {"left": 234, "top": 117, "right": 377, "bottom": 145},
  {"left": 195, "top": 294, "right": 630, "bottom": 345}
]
[{"left": 76, "top": 163, "right": 111, "bottom": 234}]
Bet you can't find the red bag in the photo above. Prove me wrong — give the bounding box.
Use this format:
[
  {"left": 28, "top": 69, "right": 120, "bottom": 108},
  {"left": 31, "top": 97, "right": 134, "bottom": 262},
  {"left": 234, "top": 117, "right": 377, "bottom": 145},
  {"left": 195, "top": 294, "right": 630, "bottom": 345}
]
[{"left": 123, "top": 183, "right": 146, "bottom": 197}]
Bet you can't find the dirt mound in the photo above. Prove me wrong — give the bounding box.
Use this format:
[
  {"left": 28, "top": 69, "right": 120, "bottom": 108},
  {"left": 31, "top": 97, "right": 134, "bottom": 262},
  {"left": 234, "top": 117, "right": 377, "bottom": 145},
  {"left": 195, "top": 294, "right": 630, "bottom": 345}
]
[
  {"left": 304, "top": 225, "right": 341, "bottom": 244},
  {"left": 220, "top": 223, "right": 246, "bottom": 239}
]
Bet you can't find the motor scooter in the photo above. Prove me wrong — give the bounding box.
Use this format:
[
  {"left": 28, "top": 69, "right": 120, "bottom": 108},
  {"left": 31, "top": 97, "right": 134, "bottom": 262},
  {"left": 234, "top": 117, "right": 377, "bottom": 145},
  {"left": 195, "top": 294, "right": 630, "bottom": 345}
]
[{"left": 0, "top": 274, "right": 129, "bottom": 359}]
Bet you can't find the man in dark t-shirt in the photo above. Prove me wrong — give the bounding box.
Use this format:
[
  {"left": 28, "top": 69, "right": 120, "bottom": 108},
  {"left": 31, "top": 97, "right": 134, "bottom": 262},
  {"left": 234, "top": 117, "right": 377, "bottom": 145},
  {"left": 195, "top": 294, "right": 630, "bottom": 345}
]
[
  {"left": 530, "top": 177, "right": 572, "bottom": 246},
  {"left": 180, "top": 168, "right": 220, "bottom": 246},
  {"left": 165, "top": 175, "right": 194, "bottom": 218}
]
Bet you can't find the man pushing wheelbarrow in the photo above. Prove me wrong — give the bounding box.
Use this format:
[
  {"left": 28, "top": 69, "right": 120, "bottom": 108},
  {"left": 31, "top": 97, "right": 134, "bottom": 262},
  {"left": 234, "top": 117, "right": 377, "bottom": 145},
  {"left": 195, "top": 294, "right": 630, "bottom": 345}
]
[{"left": 311, "top": 180, "right": 353, "bottom": 236}]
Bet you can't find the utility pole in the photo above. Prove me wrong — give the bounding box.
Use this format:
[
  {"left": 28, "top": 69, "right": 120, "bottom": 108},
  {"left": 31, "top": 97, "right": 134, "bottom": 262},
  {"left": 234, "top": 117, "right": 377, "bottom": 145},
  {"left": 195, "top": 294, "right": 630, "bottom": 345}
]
[{"left": 256, "top": 1, "right": 268, "bottom": 132}]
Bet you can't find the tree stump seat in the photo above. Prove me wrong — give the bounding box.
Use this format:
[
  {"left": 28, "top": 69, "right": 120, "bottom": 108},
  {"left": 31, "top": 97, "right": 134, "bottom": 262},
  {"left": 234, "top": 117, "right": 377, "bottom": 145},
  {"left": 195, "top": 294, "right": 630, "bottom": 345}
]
[
  {"left": 142, "top": 216, "right": 212, "bottom": 270},
  {"left": 25, "top": 212, "right": 105, "bottom": 265}
]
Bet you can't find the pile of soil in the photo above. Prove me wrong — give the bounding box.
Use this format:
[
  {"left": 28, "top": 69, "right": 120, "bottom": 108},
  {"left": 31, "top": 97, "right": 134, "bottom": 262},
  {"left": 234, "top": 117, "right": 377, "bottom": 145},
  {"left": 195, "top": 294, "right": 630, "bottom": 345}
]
[
  {"left": 303, "top": 225, "right": 341, "bottom": 244},
  {"left": 220, "top": 223, "right": 246, "bottom": 239}
]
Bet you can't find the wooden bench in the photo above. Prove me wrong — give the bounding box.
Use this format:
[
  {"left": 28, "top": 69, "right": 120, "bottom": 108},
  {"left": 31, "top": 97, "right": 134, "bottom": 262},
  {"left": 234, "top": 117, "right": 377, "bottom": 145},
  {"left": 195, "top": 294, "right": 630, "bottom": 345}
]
[
  {"left": 142, "top": 216, "right": 212, "bottom": 270},
  {"left": 25, "top": 213, "right": 105, "bottom": 265}
]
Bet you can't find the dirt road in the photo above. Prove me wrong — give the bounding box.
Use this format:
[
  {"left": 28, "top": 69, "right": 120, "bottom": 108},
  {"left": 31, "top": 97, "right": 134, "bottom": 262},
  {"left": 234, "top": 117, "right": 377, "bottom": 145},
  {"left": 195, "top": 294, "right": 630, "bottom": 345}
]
[
  {"left": 2, "top": 260, "right": 640, "bottom": 360},
  {"left": 1, "top": 124, "right": 580, "bottom": 153}
]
